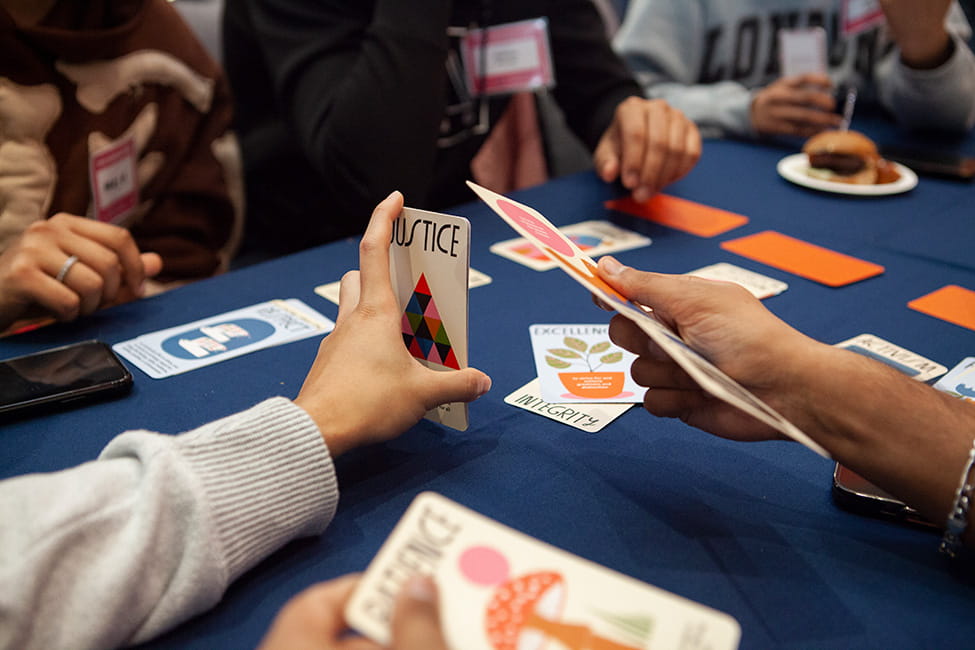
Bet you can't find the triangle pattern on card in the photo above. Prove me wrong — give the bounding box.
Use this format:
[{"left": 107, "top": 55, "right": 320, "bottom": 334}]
[{"left": 401, "top": 273, "right": 460, "bottom": 369}]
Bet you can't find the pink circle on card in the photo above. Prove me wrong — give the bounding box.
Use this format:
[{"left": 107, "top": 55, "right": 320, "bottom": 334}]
[
  {"left": 497, "top": 199, "right": 574, "bottom": 257},
  {"left": 458, "top": 546, "right": 510, "bottom": 586}
]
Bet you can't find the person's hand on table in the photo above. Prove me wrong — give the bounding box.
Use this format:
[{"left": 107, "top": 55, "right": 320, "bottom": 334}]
[
  {"left": 880, "top": 0, "right": 955, "bottom": 69},
  {"left": 294, "top": 191, "right": 492, "bottom": 457},
  {"left": 593, "top": 97, "right": 701, "bottom": 203},
  {"left": 257, "top": 574, "right": 448, "bottom": 650},
  {"left": 594, "top": 255, "right": 826, "bottom": 442},
  {"left": 749, "top": 73, "right": 842, "bottom": 138},
  {"left": 0, "top": 213, "right": 162, "bottom": 330}
]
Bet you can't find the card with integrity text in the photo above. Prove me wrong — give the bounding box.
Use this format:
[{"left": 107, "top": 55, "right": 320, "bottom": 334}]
[
  {"left": 834, "top": 333, "right": 947, "bottom": 382},
  {"left": 314, "top": 269, "right": 491, "bottom": 306},
  {"left": 908, "top": 285, "right": 975, "bottom": 332},
  {"left": 934, "top": 357, "right": 975, "bottom": 402},
  {"left": 113, "top": 299, "right": 333, "bottom": 379},
  {"left": 685, "top": 262, "right": 788, "bottom": 299},
  {"left": 503, "top": 378, "right": 633, "bottom": 432},
  {"left": 530, "top": 324, "right": 644, "bottom": 403},
  {"left": 721, "top": 230, "right": 884, "bottom": 287},
  {"left": 390, "top": 207, "right": 471, "bottom": 431},
  {"left": 490, "top": 220, "right": 651, "bottom": 271},
  {"left": 345, "top": 492, "right": 742, "bottom": 650},
  {"left": 605, "top": 194, "right": 748, "bottom": 238},
  {"left": 467, "top": 181, "right": 830, "bottom": 457}
]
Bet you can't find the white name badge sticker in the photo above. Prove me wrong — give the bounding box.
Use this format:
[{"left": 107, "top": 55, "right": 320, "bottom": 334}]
[
  {"left": 89, "top": 134, "right": 138, "bottom": 224},
  {"left": 841, "top": 0, "right": 886, "bottom": 37},
  {"left": 462, "top": 18, "right": 555, "bottom": 96}
]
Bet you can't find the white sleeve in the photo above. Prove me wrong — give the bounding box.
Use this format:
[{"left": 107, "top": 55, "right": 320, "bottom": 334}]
[
  {"left": 614, "top": 0, "right": 755, "bottom": 137},
  {"left": 876, "top": 4, "right": 975, "bottom": 132},
  {"left": 0, "top": 397, "right": 339, "bottom": 650}
]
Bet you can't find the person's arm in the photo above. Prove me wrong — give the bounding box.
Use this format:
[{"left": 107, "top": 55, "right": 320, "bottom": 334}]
[
  {"left": 234, "top": 0, "right": 452, "bottom": 226},
  {"left": 613, "top": 0, "right": 754, "bottom": 138},
  {"left": 595, "top": 256, "right": 975, "bottom": 547},
  {"left": 0, "top": 193, "right": 491, "bottom": 649},
  {"left": 875, "top": 0, "right": 975, "bottom": 132}
]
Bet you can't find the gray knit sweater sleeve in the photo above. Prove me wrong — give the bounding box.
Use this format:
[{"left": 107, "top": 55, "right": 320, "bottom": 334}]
[{"left": 0, "top": 397, "right": 339, "bottom": 650}]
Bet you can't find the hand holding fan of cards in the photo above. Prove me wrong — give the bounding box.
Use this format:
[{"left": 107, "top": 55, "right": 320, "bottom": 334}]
[{"left": 466, "top": 181, "right": 830, "bottom": 458}]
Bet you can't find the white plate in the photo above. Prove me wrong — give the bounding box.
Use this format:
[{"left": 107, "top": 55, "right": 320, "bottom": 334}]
[{"left": 776, "top": 153, "right": 918, "bottom": 196}]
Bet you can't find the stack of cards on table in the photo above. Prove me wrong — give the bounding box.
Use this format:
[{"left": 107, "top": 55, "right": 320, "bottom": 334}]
[
  {"left": 346, "top": 492, "right": 742, "bottom": 650},
  {"left": 113, "top": 299, "right": 333, "bottom": 379}
]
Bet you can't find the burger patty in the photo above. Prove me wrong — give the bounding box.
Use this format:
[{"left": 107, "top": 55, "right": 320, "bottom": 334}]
[{"left": 807, "top": 152, "right": 866, "bottom": 175}]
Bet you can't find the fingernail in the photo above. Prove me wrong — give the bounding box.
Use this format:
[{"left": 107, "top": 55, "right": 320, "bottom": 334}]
[
  {"left": 386, "top": 190, "right": 401, "bottom": 201},
  {"left": 405, "top": 575, "right": 436, "bottom": 603},
  {"left": 633, "top": 187, "right": 650, "bottom": 203},
  {"left": 600, "top": 256, "right": 625, "bottom": 276},
  {"left": 476, "top": 375, "right": 492, "bottom": 398}
]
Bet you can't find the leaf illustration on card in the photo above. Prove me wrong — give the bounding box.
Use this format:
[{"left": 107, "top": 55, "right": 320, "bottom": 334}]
[
  {"left": 564, "top": 337, "right": 588, "bottom": 352},
  {"left": 550, "top": 348, "right": 582, "bottom": 359},
  {"left": 600, "top": 352, "right": 623, "bottom": 365},
  {"left": 545, "top": 356, "right": 572, "bottom": 369},
  {"left": 590, "top": 341, "right": 611, "bottom": 354}
]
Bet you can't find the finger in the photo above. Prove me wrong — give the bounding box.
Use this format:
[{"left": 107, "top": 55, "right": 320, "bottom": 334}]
[
  {"left": 391, "top": 576, "right": 449, "bottom": 650},
  {"left": 418, "top": 366, "right": 492, "bottom": 411},
  {"left": 643, "top": 387, "right": 710, "bottom": 420},
  {"left": 792, "top": 72, "right": 833, "bottom": 90},
  {"left": 592, "top": 128, "right": 621, "bottom": 183},
  {"left": 357, "top": 191, "right": 404, "bottom": 308},
  {"left": 597, "top": 257, "right": 690, "bottom": 325},
  {"left": 60, "top": 261, "right": 105, "bottom": 316},
  {"left": 795, "top": 88, "right": 837, "bottom": 113},
  {"left": 336, "top": 270, "right": 362, "bottom": 326},
  {"left": 614, "top": 98, "right": 648, "bottom": 191},
  {"left": 59, "top": 215, "right": 146, "bottom": 295},
  {"left": 767, "top": 105, "right": 842, "bottom": 129},
  {"left": 634, "top": 103, "right": 669, "bottom": 200},
  {"left": 630, "top": 357, "right": 698, "bottom": 390},
  {"left": 140, "top": 252, "right": 163, "bottom": 278},
  {"left": 677, "top": 123, "right": 703, "bottom": 182},
  {"left": 52, "top": 232, "right": 124, "bottom": 305},
  {"left": 22, "top": 272, "right": 82, "bottom": 322},
  {"left": 608, "top": 314, "right": 671, "bottom": 360}
]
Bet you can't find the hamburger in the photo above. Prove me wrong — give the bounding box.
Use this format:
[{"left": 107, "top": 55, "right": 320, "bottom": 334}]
[{"left": 803, "top": 130, "right": 880, "bottom": 184}]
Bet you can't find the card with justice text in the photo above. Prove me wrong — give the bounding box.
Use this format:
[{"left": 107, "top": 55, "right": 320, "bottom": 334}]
[
  {"left": 390, "top": 207, "right": 471, "bottom": 431},
  {"left": 345, "top": 492, "right": 741, "bottom": 649}
]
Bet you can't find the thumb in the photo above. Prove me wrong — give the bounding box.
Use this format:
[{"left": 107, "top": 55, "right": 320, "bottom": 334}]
[
  {"left": 596, "top": 256, "right": 689, "bottom": 322},
  {"left": 391, "top": 576, "right": 448, "bottom": 650},
  {"left": 422, "top": 367, "right": 492, "bottom": 411},
  {"left": 140, "top": 252, "right": 163, "bottom": 278}
]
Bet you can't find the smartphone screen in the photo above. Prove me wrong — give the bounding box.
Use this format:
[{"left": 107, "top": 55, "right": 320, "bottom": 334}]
[{"left": 0, "top": 340, "right": 132, "bottom": 418}]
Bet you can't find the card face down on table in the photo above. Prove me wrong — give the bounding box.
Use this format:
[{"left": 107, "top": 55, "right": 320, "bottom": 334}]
[
  {"left": 390, "top": 207, "right": 472, "bottom": 431},
  {"left": 467, "top": 181, "right": 829, "bottom": 457}
]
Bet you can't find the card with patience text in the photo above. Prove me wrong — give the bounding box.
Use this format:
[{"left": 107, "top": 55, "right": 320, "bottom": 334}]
[
  {"left": 390, "top": 207, "right": 471, "bottom": 431},
  {"left": 530, "top": 324, "right": 644, "bottom": 403},
  {"left": 467, "top": 181, "right": 830, "bottom": 457},
  {"left": 345, "top": 492, "right": 742, "bottom": 650}
]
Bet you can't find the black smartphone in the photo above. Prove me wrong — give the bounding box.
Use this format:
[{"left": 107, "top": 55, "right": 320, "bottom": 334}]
[
  {"left": 832, "top": 463, "right": 937, "bottom": 530},
  {"left": 0, "top": 340, "right": 133, "bottom": 420},
  {"left": 878, "top": 145, "right": 975, "bottom": 181}
]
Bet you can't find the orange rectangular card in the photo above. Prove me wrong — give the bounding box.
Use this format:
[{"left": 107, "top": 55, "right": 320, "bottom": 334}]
[
  {"left": 605, "top": 194, "right": 748, "bottom": 237},
  {"left": 720, "top": 230, "right": 885, "bottom": 287},
  {"left": 908, "top": 285, "right": 975, "bottom": 331}
]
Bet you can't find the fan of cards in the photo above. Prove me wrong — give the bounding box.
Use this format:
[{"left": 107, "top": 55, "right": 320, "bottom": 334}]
[{"left": 467, "top": 181, "right": 830, "bottom": 458}]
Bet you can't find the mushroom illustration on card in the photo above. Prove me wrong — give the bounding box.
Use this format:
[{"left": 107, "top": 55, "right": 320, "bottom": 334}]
[{"left": 459, "top": 546, "right": 648, "bottom": 650}]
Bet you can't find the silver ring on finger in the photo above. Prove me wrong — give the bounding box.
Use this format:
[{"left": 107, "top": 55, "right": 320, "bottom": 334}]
[{"left": 55, "top": 255, "right": 79, "bottom": 283}]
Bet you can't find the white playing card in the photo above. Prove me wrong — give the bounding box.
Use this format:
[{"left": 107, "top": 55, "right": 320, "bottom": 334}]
[
  {"left": 491, "top": 220, "right": 651, "bottom": 271},
  {"left": 834, "top": 334, "right": 948, "bottom": 382},
  {"left": 390, "top": 207, "right": 471, "bottom": 431},
  {"left": 345, "top": 492, "right": 742, "bottom": 650},
  {"left": 685, "top": 263, "right": 788, "bottom": 299},
  {"left": 315, "top": 268, "right": 491, "bottom": 306},
  {"left": 778, "top": 27, "right": 827, "bottom": 77},
  {"left": 467, "top": 180, "right": 830, "bottom": 457},
  {"left": 934, "top": 357, "right": 975, "bottom": 402},
  {"left": 503, "top": 378, "right": 633, "bottom": 432},
  {"left": 529, "top": 324, "right": 644, "bottom": 403},
  {"left": 113, "top": 299, "right": 333, "bottom": 379}
]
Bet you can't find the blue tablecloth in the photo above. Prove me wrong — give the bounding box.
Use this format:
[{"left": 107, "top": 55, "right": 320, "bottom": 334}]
[{"left": 2, "top": 130, "right": 974, "bottom": 649}]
